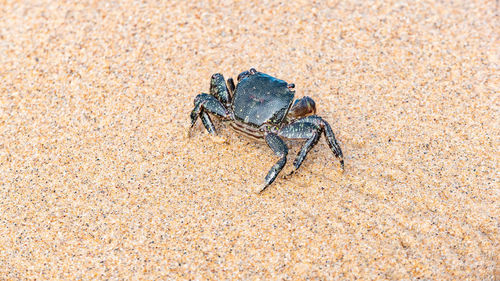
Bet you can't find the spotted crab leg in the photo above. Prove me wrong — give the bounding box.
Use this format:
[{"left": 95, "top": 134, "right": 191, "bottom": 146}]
[
  {"left": 278, "top": 115, "right": 344, "bottom": 174},
  {"left": 189, "top": 93, "right": 229, "bottom": 136},
  {"left": 260, "top": 133, "right": 288, "bottom": 193}
]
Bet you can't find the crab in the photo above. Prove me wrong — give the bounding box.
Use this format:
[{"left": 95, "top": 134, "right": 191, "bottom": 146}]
[{"left": 189, "top": 68, "right": 344, "bottom": 192}]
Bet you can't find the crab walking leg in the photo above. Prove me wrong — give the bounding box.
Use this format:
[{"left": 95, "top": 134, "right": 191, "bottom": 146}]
[
  {"left": 226, "top": 77, "right": 236, "bottom": 97},
  {"left": 279, "top": 122, "right": 321, "bottom": 171},
  {"left": 190, "top": 93, "right": 229, "bottom": 135},
  {"left": 278, "top": 122, "right": 321, "bottom": 173},
  {"left": 199, "top": 112, "right": 216, "bottom": 135},
  {"left": 261, "top": 133, "right": 288, "bottom": 193},
  {"left": 280, "top": 115, "right": 344, "bottom": 170}
]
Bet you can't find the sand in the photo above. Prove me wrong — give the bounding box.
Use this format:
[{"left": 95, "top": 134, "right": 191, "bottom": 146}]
[{"left": 0, "top": 0, "right": 498, "bottom": 279}]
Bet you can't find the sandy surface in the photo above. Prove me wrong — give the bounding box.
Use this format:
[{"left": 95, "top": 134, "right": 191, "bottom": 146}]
[{"left": 1, "top": 0, "right": 498, "bottom": 279}]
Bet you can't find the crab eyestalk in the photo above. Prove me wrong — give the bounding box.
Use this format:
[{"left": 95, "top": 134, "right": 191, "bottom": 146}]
[{"left": 237, "top": 68, "right": 258, "bottom": 81}]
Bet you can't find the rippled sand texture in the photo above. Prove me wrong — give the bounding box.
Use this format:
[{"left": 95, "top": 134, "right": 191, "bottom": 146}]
[{"left": 1, "top": 0, "right": 498, "bottom": 279}]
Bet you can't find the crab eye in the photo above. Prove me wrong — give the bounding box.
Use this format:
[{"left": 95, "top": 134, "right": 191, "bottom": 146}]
[
  {"left": 237, "top": 70, "right": 250, "bottom": 81},
  {"left": 237, "top": 68, "right": 258, "bottom": 81}
]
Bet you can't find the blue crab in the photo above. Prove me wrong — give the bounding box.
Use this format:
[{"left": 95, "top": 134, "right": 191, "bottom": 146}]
[{"left": 189, "top": 68, "right": 344, "bottom": 192}]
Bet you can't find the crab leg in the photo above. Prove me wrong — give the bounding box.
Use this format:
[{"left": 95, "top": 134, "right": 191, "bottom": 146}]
[
  {"left": 279, "top": 115, "right": 344, "bottom": 173},
  {"left": 190, "top": 93, "right": 229, "bottom": 135},
  {"left": 226, "top": 77, "right": 236, "bottom": 97},
  {"left": 210, "top": 73, "right": 231, "bottom": 105},
  {"left": 261, "top": 133, "right": 288, "bottom": 193}
]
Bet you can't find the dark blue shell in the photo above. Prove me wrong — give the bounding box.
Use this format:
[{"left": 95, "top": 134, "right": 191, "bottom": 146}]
[{"left": 232, "top": 72, "right": 294, "bottom": 127}]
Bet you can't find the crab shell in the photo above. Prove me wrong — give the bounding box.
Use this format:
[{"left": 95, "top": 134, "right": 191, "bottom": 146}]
[{"left": 233, "top": 72, "right": 295, "bottom": 128}]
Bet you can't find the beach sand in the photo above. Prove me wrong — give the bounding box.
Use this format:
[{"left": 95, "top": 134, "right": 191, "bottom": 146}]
[{"left": 0, "top": 0, "right": 498, "bottom": 279}]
